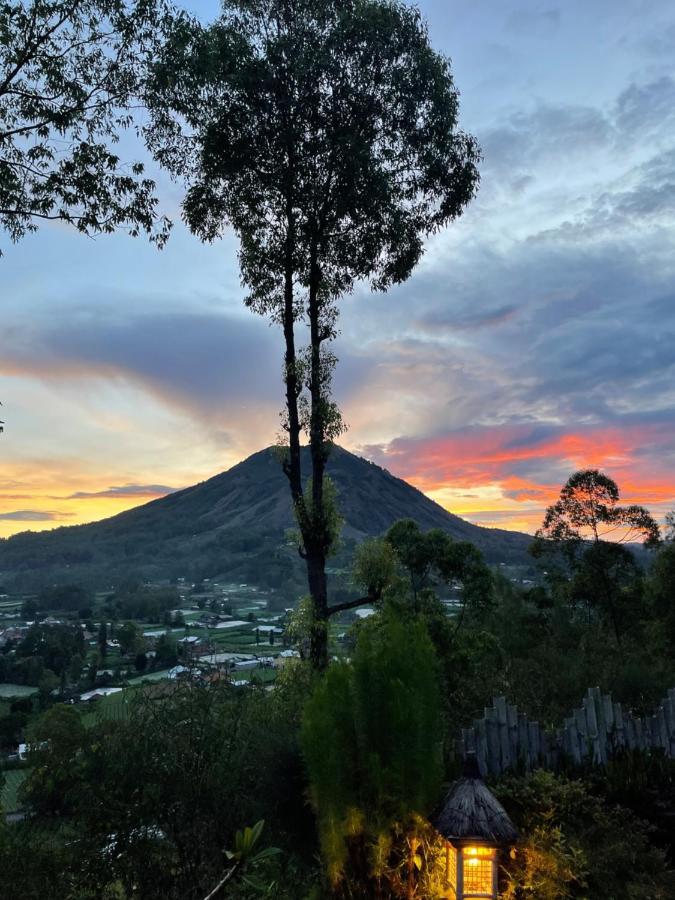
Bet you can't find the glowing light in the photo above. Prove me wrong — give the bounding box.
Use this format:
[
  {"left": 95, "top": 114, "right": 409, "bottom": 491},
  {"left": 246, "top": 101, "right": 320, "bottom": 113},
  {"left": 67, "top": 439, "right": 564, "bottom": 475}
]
[
  {"left": 463, "top": 846, "right": 492, "bottom": 857},
  {"left": 461, "top": 845, "right": 494, "bottom": 893}
]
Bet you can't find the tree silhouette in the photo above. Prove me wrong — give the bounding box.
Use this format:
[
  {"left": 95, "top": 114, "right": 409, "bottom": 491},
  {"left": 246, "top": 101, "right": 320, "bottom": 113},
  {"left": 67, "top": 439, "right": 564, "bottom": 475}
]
[
  {"left": 146, "top": 0, "right": 479, "bottom": 668},
  {"left": 1, "top": 0, "right": 172, "bottom": 254},
  {"left": 533, "top": 469, "right": 660, "bottom": 644}
]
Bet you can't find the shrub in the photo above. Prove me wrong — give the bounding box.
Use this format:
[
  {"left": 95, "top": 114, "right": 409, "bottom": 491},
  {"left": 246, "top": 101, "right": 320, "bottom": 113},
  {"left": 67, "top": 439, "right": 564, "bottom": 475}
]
[{"left": 495, "top": 770, "right": 675, "bottom": 899}]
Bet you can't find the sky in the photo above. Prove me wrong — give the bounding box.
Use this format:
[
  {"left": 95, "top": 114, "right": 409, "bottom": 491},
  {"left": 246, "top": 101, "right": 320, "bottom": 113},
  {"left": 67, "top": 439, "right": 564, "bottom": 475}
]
[{"left": 1, "top": 0, "right": 675, "bottom": 539}]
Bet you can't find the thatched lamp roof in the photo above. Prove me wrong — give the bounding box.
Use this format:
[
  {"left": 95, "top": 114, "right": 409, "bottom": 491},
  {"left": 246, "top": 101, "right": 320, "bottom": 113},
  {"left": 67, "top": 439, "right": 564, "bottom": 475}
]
[{"left": 431, "top": 753, "right": 518, "bottom": 845}]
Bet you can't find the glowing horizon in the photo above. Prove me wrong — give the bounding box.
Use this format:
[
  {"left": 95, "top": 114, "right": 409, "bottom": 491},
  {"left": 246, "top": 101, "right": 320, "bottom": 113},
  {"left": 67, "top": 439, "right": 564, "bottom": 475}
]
[
  {"left": 1, "top": 429, "right": 672, "bottom": 541},
  {"left": 1, "top": 0, "right": 674, "bottom": 543}
]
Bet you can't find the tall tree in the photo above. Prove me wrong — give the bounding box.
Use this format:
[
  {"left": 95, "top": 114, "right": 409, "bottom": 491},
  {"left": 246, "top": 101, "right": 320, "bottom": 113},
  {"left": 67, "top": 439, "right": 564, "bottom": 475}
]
[
  {"left": 301, "top": 610, "right": 442, "bottom": 894},
  {"left": 533, "top": 470, "right": 660, "bottom": 644},
  {"left": 385, "top": 518, "right": 493, "bottom": 616},
  {"left": 647, "top": 510, "right": 675, "bottom": 652},
  {"left": 534, "top": 469, "right": 660, "bottom": 551},
  {"left": 146, "top": 0, "right": 480, "bottom": 668},
  {"left": 0, "top": 0, "right": 172, "bottom": 254}
]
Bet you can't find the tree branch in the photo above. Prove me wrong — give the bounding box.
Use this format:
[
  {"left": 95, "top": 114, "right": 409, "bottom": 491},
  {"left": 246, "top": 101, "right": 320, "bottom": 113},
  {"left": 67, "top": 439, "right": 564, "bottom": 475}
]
[
  {"left": 202, "top": 861, "right": 240, "bottom": 900},
  {"left": 326, "top": 591, "right": 380, "bottom": 617}
]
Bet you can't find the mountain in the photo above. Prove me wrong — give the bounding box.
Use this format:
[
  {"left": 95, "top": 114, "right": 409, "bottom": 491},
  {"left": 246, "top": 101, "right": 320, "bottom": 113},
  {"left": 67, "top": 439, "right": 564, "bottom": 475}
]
[{"left": 0, "top": 446, "right": 535, "bottom": 593}]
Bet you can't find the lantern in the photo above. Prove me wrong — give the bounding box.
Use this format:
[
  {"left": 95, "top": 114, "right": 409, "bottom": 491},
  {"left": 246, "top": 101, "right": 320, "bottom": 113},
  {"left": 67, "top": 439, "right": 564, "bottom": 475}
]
[{"left": 431, "top": 752, "right": 517, "bottom": 899}]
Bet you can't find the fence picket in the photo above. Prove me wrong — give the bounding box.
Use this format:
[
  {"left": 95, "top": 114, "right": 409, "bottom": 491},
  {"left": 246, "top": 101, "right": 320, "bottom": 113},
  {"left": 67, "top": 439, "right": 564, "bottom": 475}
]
[{"left": 457, "top": 687, "right": 675, "bottom": 774}]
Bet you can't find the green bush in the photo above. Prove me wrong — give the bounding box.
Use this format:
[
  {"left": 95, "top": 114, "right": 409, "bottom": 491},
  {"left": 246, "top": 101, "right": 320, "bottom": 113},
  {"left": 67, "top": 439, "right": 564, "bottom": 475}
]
[
  {"left": 495, "top": 770, "right": 675, "bottom": 899},
  {"left": 301, "top": 610, "right": 443, "bottom": 895}
]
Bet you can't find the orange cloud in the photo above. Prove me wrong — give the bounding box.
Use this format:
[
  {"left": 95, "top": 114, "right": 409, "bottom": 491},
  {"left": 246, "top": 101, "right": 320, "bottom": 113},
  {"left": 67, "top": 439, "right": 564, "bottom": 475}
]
[{"left": 362, "top": 421, "right": 675, "bottom": 534}]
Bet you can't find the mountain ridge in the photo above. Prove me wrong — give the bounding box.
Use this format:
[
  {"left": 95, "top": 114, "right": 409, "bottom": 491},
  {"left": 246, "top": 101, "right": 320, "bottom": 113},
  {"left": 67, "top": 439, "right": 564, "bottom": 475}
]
[{"left": 0, "top": 446, "right": 535, "bottom": 592}]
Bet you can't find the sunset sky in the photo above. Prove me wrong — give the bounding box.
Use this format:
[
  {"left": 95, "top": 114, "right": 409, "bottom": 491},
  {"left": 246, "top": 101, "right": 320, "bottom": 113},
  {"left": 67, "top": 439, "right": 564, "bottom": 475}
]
[{"left": 1, "top": 0, "right": 674, "bottom": 539}]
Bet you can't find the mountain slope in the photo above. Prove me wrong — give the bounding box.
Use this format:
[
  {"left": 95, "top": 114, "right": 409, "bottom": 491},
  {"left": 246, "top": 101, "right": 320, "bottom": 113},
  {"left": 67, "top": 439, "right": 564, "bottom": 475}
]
[{"left": 0, "top": 446, "right": 534, "bottom": 591}]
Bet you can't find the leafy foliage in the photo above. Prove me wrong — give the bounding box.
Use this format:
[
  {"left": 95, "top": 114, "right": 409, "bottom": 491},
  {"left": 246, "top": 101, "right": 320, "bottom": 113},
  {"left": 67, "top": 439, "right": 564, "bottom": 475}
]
[
  {"left": 4, "top": 674, "right": 319, "bottom": 899},
  {"left": 146, "top": 0, "right": 480, "bottom": 668},
  {"left": 301, "top": 611, "right": 442, "bottom": 893},
  {"left": 21, "top": 704, "right": 87, "bottom": 817},
  {"left": 532, "top": 470, "right": 660, "bottom": 645},
  {"left": 534, "top": 469, "right": 660, "bottom": 551},
  {"left": 497, "top": 770, "right": 675, "bottom": 899},
  {"left": 385, "top": 518, "right": 494, "bottom": 613},
  {"left": 16, "top": 622, "right": 85, "bottom": 678},
  {"left": 146, "top": 0, "right": 480, "bottom": 303},
  {"left": 646, "top": 536, "right": 675, "bottom": 653},
  {"left": 352, "top": 537, "right": 397, "bottom": 600},
  {"left": 1, "top": 0, "right": 172, "bottom": 252}
]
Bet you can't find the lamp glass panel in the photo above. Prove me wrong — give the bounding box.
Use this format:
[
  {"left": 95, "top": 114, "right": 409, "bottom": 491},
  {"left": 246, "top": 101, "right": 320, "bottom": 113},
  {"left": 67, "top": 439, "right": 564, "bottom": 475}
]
[
  {"left": 462, "top": 846, "right": 494, "bottom": 897},
  {"left": 446, "top": 843, "right": 457, "bottom": 893}
]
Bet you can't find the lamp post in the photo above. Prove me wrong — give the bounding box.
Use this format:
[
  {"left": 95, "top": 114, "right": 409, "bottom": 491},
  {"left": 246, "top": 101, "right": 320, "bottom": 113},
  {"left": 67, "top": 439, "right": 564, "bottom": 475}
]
[{"left": 431, "top": 752, "right": 517, "bottom": 899}]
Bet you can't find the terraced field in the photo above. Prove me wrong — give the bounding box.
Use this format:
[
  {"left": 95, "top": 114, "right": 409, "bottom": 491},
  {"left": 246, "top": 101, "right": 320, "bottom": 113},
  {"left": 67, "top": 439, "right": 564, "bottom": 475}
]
[{"left": 1, "top": 768, "right": 28, "bottom": 815}]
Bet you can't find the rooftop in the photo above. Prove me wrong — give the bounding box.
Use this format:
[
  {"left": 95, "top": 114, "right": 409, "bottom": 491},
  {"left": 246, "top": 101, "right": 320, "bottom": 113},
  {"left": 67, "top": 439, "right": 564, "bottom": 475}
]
[{"left": 431, "top": 753, "right": 518, "bottom": 845}]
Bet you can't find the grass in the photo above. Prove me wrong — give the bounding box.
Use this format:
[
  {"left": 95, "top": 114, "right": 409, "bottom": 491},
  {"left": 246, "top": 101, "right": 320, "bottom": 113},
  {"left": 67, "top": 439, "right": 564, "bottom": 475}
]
[
  {"left": 1, "top": 768, "right": 29, "bottom": 813},
  {"left": 127, "top": 668, "right": 174, "bottom": 684},
  {"left": 236, "top": 666, "right": 277, "bottom": 685}
]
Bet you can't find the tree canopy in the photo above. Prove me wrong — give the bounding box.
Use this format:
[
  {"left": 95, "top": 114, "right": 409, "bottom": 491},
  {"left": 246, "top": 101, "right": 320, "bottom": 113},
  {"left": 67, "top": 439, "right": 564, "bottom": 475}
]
[
  {"left": 301, "top": 610, "right": 443, "bottom": 892},
  {"left": 146, "top": 0, "right": 480, "bottom": 668},
  {"left": 535, "top": 469, "right": 660, "bottom": 551},
  {"left": 0, "top": 0, "right": 172, "bottom": 253},
  {"left": 532, "top": 470, "right": 660, "bottom": 646}
]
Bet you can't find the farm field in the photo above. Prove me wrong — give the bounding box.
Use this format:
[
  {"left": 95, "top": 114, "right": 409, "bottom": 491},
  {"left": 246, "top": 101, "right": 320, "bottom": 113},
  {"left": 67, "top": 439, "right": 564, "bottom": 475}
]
[
  {"left": 0, "top": 685, "right": 39, "bottom": 699},
  {"left": 1, "top": 768, "right": 29, "bottom": 815}
]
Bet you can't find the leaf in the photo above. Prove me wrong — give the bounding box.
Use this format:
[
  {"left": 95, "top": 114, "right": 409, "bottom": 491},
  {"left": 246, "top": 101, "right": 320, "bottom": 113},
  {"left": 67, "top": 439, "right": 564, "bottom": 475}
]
[
  {"left": 250, "top": 846, "right": 282, "bottom": 863},
  {"left": 241, "top": 874, "right": 268, "bottom": 892}
]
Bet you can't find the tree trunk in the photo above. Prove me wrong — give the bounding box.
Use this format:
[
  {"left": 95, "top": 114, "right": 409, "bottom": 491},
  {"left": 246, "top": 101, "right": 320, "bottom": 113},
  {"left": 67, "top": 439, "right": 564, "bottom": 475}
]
[
  {"left": 307, "top": 548, "right": 329, "bottom": 669},
  {"left": 277, "top": 224, "right": 333, "bottom": 670},
  {"left": 281, "top": 209, "right": 303, "bottom": 510},
  {"left": 305, "top": 240, "right": 331, "bottom": 670}
]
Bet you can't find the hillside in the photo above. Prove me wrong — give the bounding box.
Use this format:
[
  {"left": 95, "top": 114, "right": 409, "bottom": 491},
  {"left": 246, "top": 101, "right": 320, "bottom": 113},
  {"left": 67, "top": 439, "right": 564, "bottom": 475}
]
[{"left": 0, "top": 446, "right": 534, "bottom": 592}]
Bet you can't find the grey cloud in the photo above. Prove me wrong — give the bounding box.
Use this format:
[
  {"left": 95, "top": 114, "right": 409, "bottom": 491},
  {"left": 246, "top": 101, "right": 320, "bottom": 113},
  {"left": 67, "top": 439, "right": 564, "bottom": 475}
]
[
  {"left": 0, "top": 304, "right": 378, "bottom": 436},
  {"left": 66, "top": 484, "right": 178, "bottom": 499},
  {"left": 479, "top": 77, "right": 675, "bottom": 213},
  {"left": 534, "top": 147, "right": 675, "bottom": 243},
  {"left": 417, "top": 303, "right": 518, "bottom": 332},
  {"left": 505, "top": 7, "right": 561, "bottom": 35},
  {"left": 0, "top": 309, "right": 281, "bottom": 447},
  {"left": 595, "top": 181, "right": 675, "bottom": 223},
  {"left": 523, "top": 284, "right": 675, "bottom": 403},
  {"left": 637, "top": 23, "right": 675, "bottom": 58},
  {"left": 615, "top": 76, "right": 675, "bottom": 135},
  {"left": 44, "top": 311, "right": 279, "bottom": 412},
  {"left": 0, "top": 510, "right": 70, "bottom": 521},
  {"left": 342, "top": 188, "right": 675, "bottom": 445},
  {"left": 480, "top": 103, "right": 613, "bottom": 175}
]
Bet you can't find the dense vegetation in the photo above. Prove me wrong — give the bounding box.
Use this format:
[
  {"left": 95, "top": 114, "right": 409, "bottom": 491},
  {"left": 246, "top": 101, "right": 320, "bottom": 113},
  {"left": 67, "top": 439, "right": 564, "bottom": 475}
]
[
  {"left": 1, "top": 486, "right": 674, "bottom": 897},
  {"left": 1, "top": 0, "right": 171, "bottom": 252}
]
